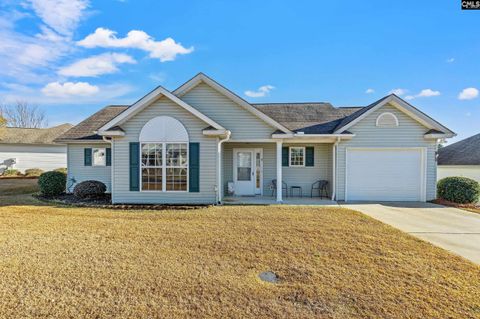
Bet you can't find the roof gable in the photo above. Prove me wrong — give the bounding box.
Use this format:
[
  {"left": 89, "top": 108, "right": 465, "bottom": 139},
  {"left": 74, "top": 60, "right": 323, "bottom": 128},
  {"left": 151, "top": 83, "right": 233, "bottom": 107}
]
[
  {"left": 173, "top": 73, "right": 292, "bottom": 134},
  {"left": 98, "top": 86, "right": 225, "bottom": 134},
  {"left": 334, "top": 94, "right": 455, "bottom": 137}
]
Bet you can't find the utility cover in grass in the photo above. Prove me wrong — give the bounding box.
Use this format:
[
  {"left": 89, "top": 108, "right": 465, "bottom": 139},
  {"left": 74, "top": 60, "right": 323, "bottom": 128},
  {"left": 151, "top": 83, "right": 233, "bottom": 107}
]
[{"left": 259, "top": 271, "right": 279, "bottom": 283}]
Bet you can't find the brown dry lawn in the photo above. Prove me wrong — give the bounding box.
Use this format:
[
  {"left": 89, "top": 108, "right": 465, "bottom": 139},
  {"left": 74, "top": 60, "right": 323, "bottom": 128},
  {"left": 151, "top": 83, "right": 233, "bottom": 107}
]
[
  {"left": 0, "top": 196, "right": 479, "bottom": 318},
  {"left": 0, "top": 177, "right": 39, "bottom": 195}
]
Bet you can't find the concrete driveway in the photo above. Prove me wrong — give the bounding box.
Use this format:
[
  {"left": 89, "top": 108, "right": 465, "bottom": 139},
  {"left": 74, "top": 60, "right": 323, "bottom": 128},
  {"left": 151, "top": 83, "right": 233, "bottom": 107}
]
[{"left": 340, "top": 202, "right": 480, "bottom": 264}]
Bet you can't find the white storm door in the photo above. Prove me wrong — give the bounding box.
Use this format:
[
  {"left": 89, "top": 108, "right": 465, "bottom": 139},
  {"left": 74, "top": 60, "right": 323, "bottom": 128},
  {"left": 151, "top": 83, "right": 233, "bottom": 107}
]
[{"left": 233, "top": 149, "right": 255, "bottom": 195}]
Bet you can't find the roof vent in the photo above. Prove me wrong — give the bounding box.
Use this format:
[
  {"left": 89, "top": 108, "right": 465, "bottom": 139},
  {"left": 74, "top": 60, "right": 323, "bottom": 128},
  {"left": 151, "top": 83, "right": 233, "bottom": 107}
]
[{"left": 376, "top": 112, "right": 399, "bottom": 127}]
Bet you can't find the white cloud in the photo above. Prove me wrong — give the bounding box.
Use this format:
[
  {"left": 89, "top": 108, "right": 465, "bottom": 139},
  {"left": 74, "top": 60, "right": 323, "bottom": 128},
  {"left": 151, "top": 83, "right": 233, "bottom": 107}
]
[
  {"left": 77, "top": 27, "right": 194, "bottom": 62},
  {"left": 446, "top": 58, "right": 455, "bottom": 63},
  {"left": 389, "top": 88, "right": 407, "bottom": 96},
  {"left": 1, "top": 82, "right": 133, "bottom": 104},
  {"left": 58, "top": 53, "right": 136, "bottom": 77},
  {"left": 458, "top": 87, "right": 479, "bottom": 100},
  {"left": 42, "top": 81, "right": 99, "bottom": 97},
  {"left": 401, "top": 88, "right": 441, "bottom": 100},
  {"left": 244, "top": 85, "right": 275, "bottom": 98},
  {"left": 26, "top": 0, "right": 89, "bottom": 36},
  {"left": 149, "top": 72, "right": 167, "bottom": 83},
  {"left": 365, "top": 88, "right": 374, "bottom": 94},
  {"left": 0, "top": 1, "right": 86, "bottom": 84},
  {"left": 417, "top": 89, "right": 440, "bottom": 97}
]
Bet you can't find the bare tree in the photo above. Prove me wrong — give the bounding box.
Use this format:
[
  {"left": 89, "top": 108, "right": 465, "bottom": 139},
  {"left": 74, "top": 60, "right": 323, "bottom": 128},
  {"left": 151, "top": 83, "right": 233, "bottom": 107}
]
[{"left": 0, "top": 101, "right": 48, "bottom": 128}]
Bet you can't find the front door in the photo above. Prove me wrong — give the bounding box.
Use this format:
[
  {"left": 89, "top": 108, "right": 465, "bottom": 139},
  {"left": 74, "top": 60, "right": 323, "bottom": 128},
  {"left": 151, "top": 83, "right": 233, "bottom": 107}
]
[{"left": 233, "top": 149, "right": 262, "bottom": 196}]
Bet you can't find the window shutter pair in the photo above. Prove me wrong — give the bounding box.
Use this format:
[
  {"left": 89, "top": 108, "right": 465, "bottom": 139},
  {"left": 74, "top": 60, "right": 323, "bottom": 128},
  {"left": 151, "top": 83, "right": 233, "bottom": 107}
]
[
  {"left": 128, "top": 142, "right": 200, "bottom": 192},
  {"left": 281, "top": 146, "right": 314, "bottom": 167},
  {"left": 84, "top": 148, "right": 111, "bottom": 166}
]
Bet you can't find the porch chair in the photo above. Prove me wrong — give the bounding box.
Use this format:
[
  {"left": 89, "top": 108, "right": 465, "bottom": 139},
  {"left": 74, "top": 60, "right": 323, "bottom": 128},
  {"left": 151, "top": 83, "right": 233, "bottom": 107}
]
[
  {"left": 271, "top": 179, "right": 288, "bottom": 198},
  {"left": 311, "top": 180, "right": 329, "bottom": 199}
]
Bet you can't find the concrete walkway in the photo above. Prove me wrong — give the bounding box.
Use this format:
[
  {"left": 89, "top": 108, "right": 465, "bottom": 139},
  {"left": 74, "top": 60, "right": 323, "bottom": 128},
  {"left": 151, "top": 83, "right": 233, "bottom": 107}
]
[{"left": 341, "top": 202, "right": 480, "bottom": 264}]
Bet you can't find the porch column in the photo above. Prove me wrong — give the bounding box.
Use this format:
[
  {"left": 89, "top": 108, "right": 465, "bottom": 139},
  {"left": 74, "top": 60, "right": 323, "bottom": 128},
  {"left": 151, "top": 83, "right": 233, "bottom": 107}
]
[{"left": 276, "top": 140, "right": 283, "bottom": 202}]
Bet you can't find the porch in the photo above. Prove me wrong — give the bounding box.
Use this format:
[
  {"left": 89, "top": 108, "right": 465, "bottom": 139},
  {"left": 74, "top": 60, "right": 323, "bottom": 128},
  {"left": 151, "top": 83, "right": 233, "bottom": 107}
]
[
  {"left": 223, "top": 195, "right": 337, "bottom": 206},
  {"left": 220, "top": 140, "right": 336, "bottom": 203}
]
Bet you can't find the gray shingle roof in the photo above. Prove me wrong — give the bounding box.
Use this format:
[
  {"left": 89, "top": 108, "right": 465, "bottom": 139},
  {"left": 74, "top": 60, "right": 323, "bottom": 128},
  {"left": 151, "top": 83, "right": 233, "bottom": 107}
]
[
  {"left": 333, "top": 95, "right": 392, "bottom": 133},
  {"left": 438, "top": 133, "right": 480, "bottom": 165},
  {"left": 55, "top": 105, "right": 128, "bottom": 141},
  {"left": 252, "top": 103, "right": 362, "bottom": 134},
  {"left": 0, "top": 124, "right": 73, "bottom": 145}
]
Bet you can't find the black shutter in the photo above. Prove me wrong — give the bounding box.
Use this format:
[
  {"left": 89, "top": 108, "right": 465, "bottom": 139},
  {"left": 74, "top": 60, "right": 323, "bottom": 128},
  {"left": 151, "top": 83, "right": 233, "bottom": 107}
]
[
  {"left": 306, "top": 147, "right": 314, "bottom": 167},
  {"left": 129, "top": 142, "right": 139, "bottom": 191},
  {"left": 282, "top": 147, "right": 289, "bottom": 166},
  {"left": 106, "top": 148, "right": 112, "bottom": 166},
  {"left": 189, "top": 143, "right": 200, "bottom": 192},
  {"left": 84, "top": 148, "right": 92, "bottom": 166}
]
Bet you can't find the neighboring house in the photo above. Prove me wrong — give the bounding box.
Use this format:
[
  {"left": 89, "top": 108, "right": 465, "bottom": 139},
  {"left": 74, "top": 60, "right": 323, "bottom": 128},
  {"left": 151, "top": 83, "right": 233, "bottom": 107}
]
[
  {"left": 0, "top": 124, "right": 73, "bottom": 174},
  {"left": 55, "top": 73, "right": 455, "bottom": 204},
  {"left": 438, "top": 133, "right": 480, "bottom": 183}
]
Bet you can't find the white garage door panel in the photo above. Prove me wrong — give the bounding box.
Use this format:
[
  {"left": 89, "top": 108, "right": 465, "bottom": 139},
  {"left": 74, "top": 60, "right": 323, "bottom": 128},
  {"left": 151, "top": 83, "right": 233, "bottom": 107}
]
[{"left": 347, "top": 149, "right": 424, "bottom": 201}]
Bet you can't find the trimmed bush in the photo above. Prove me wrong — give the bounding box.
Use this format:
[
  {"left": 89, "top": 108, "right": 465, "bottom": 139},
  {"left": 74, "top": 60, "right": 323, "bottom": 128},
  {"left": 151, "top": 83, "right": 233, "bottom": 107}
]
[
  {"left": 2, "top": 169, "right": 20, "bottom": 176},
  {"left": 24, "top": 168, "right": 44, "bottom": 177},
  {"left": 437, "top": 176, "right": 480, "bottom": 204},
  {"left": 73, "top": 180, "right": 106, "bottom": 199},
  {"left": 54, "top": 168, "right": 67, "bottom": 174},
  {"left": 38, "top": 171, "right": 67, "bottom": 196}
]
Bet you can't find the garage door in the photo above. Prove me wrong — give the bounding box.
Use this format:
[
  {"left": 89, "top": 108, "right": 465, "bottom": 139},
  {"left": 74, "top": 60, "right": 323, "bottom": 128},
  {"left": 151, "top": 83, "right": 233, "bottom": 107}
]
[{"left": 346, "top": 148, "right": 424, "bottom": 201}]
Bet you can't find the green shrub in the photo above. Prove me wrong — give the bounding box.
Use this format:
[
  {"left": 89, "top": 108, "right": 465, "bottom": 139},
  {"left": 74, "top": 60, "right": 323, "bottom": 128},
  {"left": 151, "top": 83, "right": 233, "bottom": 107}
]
[
  {"left": 24, "top": 168, "right": 44, "bottom": 177},
  {"left": 38, "top": 171, "right": 67, "bottom": 196},
  {"left": 2, "top": 169, "right": 20, "bottom": 176},
  {"left": 437, "top": 177, "right": 480, "bottom": 204},
  {"left": 54, "top": 167, "right": 67, "bottom": 174},
  {"left": 73, "top": 180, "right": 106, "bottom": 199}
]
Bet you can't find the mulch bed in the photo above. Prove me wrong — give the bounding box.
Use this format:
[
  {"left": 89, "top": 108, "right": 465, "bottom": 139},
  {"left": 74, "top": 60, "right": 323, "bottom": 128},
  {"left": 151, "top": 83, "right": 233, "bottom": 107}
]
[
  {"left": 34, "top": 193, "right": 207, "bottom": 210},
  {"left": 431, "top": 198, "right": 480, "bottom": 213}
]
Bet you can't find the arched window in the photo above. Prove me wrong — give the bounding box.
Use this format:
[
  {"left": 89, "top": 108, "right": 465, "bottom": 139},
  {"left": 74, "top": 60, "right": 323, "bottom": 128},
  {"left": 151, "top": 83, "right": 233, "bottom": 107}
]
[
  {"left": 139, "top": 116, "right": 189, "bottom": 192},
  {"left": 376, "top": 112, "right": 399, "bottom": 127}
]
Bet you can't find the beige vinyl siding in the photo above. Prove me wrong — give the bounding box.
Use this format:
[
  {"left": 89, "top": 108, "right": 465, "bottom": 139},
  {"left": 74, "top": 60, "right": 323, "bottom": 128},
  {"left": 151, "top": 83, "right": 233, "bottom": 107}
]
[
  {"left": 222, "top": 143, "right": 333, "bottom": 197},
  {"left": 0, "top": 144, "right": 66, "bottom": 173},
  {"left": 67, "top": 143, "right": 112, "bottom": 192},
  {"left": 111, "top": 96, "right": 217, "bottom": 204},
  {"left": 438, "top": 165, "right": 480, "bottom": 183},
  {"left": 336, "top": 103, "right": 437, "bottom": 201},
  {"left": 180, "top": 83, "right": 276, "bottom": 139}
]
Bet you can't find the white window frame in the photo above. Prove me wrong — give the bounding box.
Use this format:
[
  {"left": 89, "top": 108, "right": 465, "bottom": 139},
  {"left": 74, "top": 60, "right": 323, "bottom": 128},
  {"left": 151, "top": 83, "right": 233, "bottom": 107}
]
[
  {"left": 289, "top": 146, "right": 305, "bottom": 167},
  {"left": 92, "top": 147, "right": 107, "bottom": 167},
  {"left": 140, "top": 142, "right": 189, "bottom": 192}
]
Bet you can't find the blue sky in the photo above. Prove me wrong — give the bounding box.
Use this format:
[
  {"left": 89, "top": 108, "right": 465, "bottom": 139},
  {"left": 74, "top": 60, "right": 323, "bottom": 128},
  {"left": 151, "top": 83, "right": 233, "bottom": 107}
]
[{"left": 0, "top": 1, "right": 479, "bottom": 143}]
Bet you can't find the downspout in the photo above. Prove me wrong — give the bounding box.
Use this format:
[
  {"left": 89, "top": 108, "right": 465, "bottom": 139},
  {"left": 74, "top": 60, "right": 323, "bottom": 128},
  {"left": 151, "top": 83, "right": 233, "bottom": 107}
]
[
  {"left": 217, "top": 130, "right": 231, "bottom": 204},
  {"left": 102, "top": 136, "right": 114, "bottom": 202},
  {"left": 331, "top": 137, "right": 340, "bottom": 201}
]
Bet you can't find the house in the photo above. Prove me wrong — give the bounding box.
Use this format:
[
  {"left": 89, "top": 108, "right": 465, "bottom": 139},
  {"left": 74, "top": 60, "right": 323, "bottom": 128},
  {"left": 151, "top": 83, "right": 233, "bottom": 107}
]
[
  {"left": 55, "top": 73, "right": 455, "bottom": 204},
  {"left": 438, "top": 133, "right": 480, "bottom": 183},
  {"left": 0, "top": 124, "right": 73, "bottom": 174}
]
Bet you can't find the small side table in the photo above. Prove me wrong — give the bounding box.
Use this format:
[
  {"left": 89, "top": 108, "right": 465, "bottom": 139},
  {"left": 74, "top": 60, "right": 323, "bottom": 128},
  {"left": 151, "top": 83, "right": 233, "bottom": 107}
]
[{"left": 290, "top": 186, "right": 302, "bottom": 197}]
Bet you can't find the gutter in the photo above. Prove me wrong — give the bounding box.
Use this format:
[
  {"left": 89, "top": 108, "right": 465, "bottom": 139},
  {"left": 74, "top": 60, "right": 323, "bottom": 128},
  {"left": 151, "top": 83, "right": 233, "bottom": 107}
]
[
  {"left": 216, "top": 131, "right": 231, "bottom": 204},
  {"left": 271, "top": 133, "right": 355, "bottom": 139}
]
